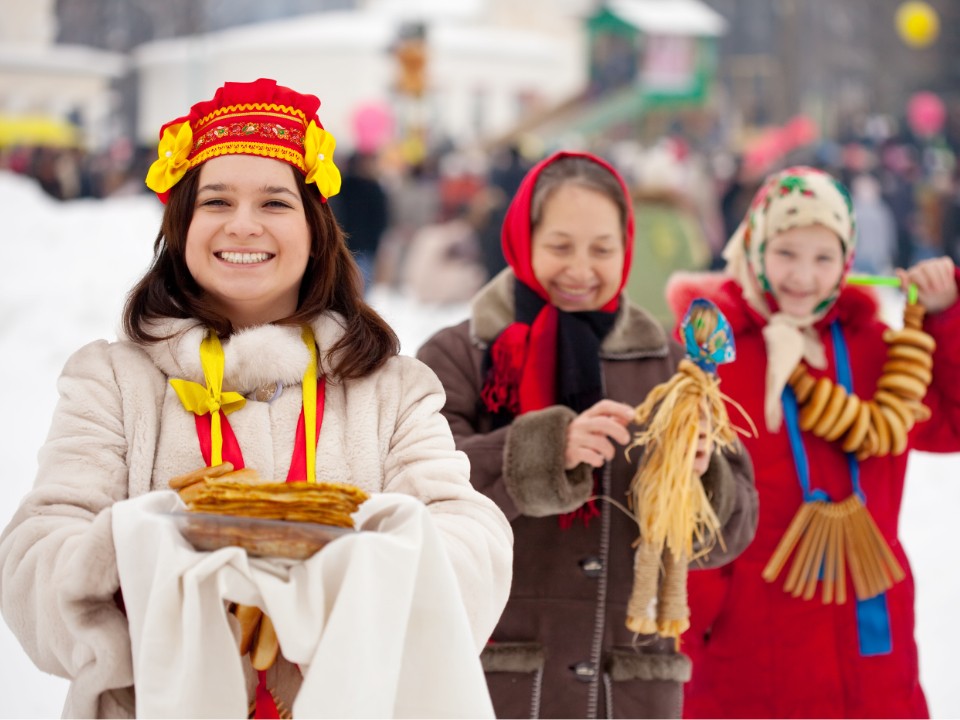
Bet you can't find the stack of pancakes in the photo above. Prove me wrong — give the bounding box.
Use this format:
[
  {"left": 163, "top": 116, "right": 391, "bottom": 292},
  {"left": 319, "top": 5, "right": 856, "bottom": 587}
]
[
  {"left": 170, "top": 462, "right": 368, "bottom": 527},
  {"left": 168, "top": 463, "right": 369, "bottom": 559}
]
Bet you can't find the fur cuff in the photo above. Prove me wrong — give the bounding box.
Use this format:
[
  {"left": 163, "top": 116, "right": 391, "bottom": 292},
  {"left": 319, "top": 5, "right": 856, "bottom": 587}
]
[
  {"left": 504, "top": 406, "right": 592, "bottom": 516},
  {"left": 700, "top": 450, "right": 736, "bottom": 525},
  {"left": 605, "top": 649, "right": 692, "bottom": 683},
  {"left": 481, "top": 642, "right": 545, "bottom": 674}
]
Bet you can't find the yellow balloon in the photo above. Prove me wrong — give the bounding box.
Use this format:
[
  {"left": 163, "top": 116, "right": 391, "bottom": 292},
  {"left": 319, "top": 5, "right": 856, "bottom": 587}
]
[{"left": 896, "top": 1, "right": 940, "bottom": 48}]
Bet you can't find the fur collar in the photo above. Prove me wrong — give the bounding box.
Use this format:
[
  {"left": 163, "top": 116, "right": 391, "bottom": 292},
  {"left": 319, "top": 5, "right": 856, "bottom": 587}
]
[
  {"left": 470, "top": 269, "right": 669, "bottom": 358},
  {"left": 128, "top": 313, "right": 350, "bottom": 394},
  {"left": 665, "top": 271, "right": 882, "bottom": 335}
]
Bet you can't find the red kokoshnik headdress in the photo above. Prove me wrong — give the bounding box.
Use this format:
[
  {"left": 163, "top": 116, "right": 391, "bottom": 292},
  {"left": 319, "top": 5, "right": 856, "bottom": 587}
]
[{"left": 145, "top": 78, "right": 341, "bottom": 203}]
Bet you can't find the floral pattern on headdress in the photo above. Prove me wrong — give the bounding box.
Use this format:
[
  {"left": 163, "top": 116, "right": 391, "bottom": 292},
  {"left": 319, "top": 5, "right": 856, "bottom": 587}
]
[
  {"left": 303, "top": 121, "right": 341, "bottom": 199},
  {"left": 721, "top": 165, "right": 857, "bottom": 431},
  {"left": 754, "top": 169, "right": 855, "bottom": 313},
  {"left": 145, "top": 80, "right": 342, "bottom": 203},
  {"left": 145, "top": 122, "right": 194, "bottom": 194},
  {"left": 725, "top": 166, "right": 855, "bottom": 321}
]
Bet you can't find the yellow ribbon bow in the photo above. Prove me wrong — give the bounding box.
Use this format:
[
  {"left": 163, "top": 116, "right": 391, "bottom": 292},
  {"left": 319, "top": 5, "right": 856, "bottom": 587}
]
[
  {"left": 145, "top": 121, "right": 194, "bottom": 194},
  {"left": 171, "top": 327, "right": 321, "bottom": 480},
  {"left": 170, "top": 332, "right": 246, "bottom": 466},
  {"left": 303, "top": 121, "right": 341, "bottom": 199}
]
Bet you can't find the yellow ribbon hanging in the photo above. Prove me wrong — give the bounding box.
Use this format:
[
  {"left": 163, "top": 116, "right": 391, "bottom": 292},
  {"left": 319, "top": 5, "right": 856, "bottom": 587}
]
[
  {"left": 300, "top": 326, "right": 318, "bottom": 484},
  {"left": 170, "top": 332, "right": 247, "bottom": 466},
  {"left": 171, "top": 327, "right": 320, "bottom": 479}
]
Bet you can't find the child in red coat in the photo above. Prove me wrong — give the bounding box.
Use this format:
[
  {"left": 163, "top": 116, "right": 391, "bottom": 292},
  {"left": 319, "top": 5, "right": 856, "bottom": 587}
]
[{"left": 668, "top": 165, "right": 960, "bottom": 718}]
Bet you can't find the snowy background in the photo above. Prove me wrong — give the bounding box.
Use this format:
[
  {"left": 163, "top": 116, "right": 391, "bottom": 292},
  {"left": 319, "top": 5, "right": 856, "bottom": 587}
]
[{"left": 0, "top": 170, "right": 958, "bottom": 717}]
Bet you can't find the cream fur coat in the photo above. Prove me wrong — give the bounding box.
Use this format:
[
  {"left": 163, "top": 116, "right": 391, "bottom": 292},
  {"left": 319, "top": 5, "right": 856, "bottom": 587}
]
[{"left": 0, "top": 314, "right": 513, "bottom": 718}]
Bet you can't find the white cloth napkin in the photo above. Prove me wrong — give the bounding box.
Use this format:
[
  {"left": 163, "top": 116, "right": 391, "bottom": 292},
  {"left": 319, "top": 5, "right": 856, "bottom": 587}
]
[{"left": 113, "top": 491, "right": 494, "bottom": 719}]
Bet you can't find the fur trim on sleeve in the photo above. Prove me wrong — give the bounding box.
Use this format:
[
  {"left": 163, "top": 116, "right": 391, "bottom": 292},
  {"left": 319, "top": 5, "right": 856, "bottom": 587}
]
[
  {"left": 694, "top": 442, "right": 758, "bottom": 567},
  {"left": 480, "top": 642, "right": 545, "bottom": 673},
  {"left": 503, "top": 406, "right": 592, "bottom": 516},
  {"left": 605, "top": 648, "right": 692, "bottom": 682},
  {"left": 700, "top": 450, "right": 736, "bottom": 525}
]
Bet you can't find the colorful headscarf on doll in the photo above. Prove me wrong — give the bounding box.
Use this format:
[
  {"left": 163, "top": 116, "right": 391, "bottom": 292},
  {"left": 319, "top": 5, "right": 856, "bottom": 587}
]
[
  {"left": 480, "top": 151, "right": 634, "bottom": 417},
  {"left": 145, "top": 78, "right": 341, "bottom": 203},
  {"left": 722, "top": 165, "right": 857, "bottom": 431},
  {"left": 681, "top": 298, "right": 736, "bottom": 374}
]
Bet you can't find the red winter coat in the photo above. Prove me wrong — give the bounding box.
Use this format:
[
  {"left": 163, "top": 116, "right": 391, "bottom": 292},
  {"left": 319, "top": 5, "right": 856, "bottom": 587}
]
[{"left": 668, "top": 273, "right": 960, "bottom": 719}]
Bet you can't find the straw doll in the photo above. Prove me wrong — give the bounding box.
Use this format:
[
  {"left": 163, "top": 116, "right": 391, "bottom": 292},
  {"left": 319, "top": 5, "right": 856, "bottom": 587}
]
[{"left": 625, "top": 298, "right": 752, "bottom": 642}]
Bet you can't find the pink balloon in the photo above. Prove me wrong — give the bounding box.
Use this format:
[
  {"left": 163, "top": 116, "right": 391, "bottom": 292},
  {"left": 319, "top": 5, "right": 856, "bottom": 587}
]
[
  {"left": 907, "top": 91, "right": 946, "bottom": 137},
  {"left": 351, "top": 103, "right": 395, "bottom": 153}
]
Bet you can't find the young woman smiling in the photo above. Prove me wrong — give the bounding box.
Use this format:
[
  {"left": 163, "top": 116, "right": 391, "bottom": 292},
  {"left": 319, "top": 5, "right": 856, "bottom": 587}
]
[{"left": 0, "top": 78, "right": 512, "bottom": 718}]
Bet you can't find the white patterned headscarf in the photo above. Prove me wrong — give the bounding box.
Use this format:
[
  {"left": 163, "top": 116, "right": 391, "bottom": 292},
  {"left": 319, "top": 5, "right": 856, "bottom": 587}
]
[{"left": 722, "top": 166, "right": 856, "bottom": 431}]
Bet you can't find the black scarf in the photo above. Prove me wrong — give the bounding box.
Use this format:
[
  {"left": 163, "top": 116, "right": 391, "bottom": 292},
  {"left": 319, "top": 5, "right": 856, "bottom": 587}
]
[{"left": 482, "top": 280, "right": 618, "bottom": 424}]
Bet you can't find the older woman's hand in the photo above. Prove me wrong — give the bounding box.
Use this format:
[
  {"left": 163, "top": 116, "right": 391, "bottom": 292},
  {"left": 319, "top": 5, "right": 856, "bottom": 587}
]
[{"left": 564, "top": 399, "right": 635, "bottom": 470}]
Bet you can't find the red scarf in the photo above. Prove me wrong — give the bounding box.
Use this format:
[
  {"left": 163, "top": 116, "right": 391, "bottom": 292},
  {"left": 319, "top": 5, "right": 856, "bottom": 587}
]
[
  {"left": 191, "top": 380, "right": 325, "bottom": 481},
  {"left": 480, "top": 151, "right": 635, "bottom": 526}
]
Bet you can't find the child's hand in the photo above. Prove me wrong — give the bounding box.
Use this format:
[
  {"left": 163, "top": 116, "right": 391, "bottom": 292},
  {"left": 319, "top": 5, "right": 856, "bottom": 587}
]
[
  {"left": 897, "top": 257, "right": 958, "bottom": 314},
  {"left": 693, "top": 414, "right": 715, "bottom": 477},
  {"left": 565, "top": 399, "right": 635, "bottom": 470}
]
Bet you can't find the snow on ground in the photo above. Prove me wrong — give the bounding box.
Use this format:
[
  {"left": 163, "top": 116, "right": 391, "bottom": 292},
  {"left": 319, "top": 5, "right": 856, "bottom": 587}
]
[{"left": 0, "top": 171, "right": 957, "bottom": 717}]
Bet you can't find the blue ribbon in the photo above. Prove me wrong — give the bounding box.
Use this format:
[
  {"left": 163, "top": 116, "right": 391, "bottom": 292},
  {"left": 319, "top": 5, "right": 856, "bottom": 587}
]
[{"left": 780, "top": 321, "right": 893, "bottom": 656}]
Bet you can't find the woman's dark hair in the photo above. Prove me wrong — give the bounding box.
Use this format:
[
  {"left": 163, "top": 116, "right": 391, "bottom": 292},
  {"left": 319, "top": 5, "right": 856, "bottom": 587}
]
[{"left": 122, "top": 165, "right": 399, "bottom": 379}]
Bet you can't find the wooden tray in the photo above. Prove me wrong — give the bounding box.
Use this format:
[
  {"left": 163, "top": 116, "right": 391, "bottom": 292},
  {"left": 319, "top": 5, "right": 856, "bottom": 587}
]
[{"left": 171, "top": 511, "right": 353, "bottom": 560}]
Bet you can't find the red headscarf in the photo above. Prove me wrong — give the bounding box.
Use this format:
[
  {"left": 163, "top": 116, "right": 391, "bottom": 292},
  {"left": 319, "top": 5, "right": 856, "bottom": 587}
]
[{"left": 481, "top": 151, "right": 635, "bottom": 416}]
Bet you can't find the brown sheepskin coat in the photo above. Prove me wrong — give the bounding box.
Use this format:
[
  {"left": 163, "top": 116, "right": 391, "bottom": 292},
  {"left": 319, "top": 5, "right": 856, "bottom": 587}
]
[{"left": 417, "top": 270, "right": 758, "bottom": 719}]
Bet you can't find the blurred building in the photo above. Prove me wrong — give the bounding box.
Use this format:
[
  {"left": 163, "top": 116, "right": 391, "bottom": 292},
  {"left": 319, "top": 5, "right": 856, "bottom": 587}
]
[
  {"left": 701, "top": 0, "right": 960, "bottom": 143},
  {"left": 491, "top": 0, "right": 959, "bottom": 154},
  {"left": 489, "top": 0, "right": 728, "bottom": 149},
  {"left": 48, "top": 0, "right": 590, "bottom": 155},
  {"left": 0, "top": 0, "right": 125, "bottom": 150},
  {"left": 5, "top": 0, "right": 958, "bottom": 156}
]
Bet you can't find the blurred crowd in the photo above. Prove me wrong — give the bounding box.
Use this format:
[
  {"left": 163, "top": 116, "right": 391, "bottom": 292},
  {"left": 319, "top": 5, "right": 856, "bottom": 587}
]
[
  {"left": 0, "top": 141, "right": 156, "bottom": 201},
  {"left": 3, "top": 114, "right": 958, "bottom": 327}
]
